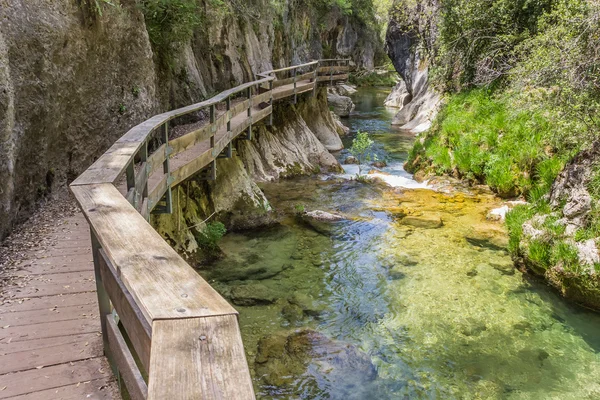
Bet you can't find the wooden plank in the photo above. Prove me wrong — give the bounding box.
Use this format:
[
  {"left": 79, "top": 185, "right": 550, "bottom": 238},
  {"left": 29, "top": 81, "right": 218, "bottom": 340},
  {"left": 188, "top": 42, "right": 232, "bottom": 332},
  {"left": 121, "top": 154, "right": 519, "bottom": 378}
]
[
  {"left": 297, "top": 71, "right": 315, "bottom": 81},
  {"left": 1, "top": 317, "right": 100, "bottom": 343},
  {"left": 0, "top": 334, "right": 102, "bottom": 374},
  {"left": 135, "top": 162, "right": 149, "bottom": 195},
  {"left": 11, "top": 255, "right": 93, "bottom": 276},
  {"left": 0, "top": 332, "right": 100, "bottom": 355},
  {"left": 106, "top": 317, "right": 148, "bottom": 400},
  {"left": 147, "top": 143, "right": 167, "bottom": 175},
  {"left": 7, "top": 377, "right": 116, "bottom": 400},
  {"left": 0, "top": 303, "right": 97, "bottom": 327},
  {"left": 0, "top": 292, "right": 98, "bottom": 313},
  {"left": 148, "top": 315, "right": 254, "bottom": 400},
  {"left": 71, "top": 184, "right": 238, "bottom": 321},
  {"left": 0, "top": 357, "right": 109, "bottom": 399},
  {"left": 317, "top": 73, "right": 349, "bottom": 82},
  {"left": 260, "top": 60, "right": 319, "bottom": 75},
  {"left": 3, "top": 280, "right": 96, "bottom": 300},
  {"left": 170, "top": 150, "right": 213, "bottom": 187},
  {"left": 230, "top": 98, "right": 250, "bottom": 117},
  {"left": 273, "top": 86, "right": 295, "bottom": 100},
  {"left": 170, "top": 124, "right": 212, "bottom": 157},
  {"left": 252, "top": 91, "right": 271, "bottom": 105},
  {"left": 99, "top": 249, "right": 152, "bottom": 372},
  {"left": 148, "top": 174, "right": 168, "bottom": 211},
  {"left": 317, "top": 65, "right": 350, "bottom": 73},
  {"left": 71, "top": 141, "right": 140, "bottom": 186}
]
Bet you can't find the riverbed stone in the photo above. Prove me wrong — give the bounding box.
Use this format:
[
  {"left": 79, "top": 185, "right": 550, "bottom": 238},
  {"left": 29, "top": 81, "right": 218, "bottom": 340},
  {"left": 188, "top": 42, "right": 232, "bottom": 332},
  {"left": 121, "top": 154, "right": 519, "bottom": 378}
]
[
  {"left": 401, "top": 215, "right": 443, "bottom": 229},
  {"left": 228, "top": 283, "right": 278, "bottom": 306},
  {"left": 255, "top": 329, "right": 377, "bottom": 392},
  {"left": 344, "top": 156, "right": 358, "bottom": 164},
  {"left": 288, "top": 293, "right": 324, "bottom": 316},
  {"left": 301, "top": 210, "right": 346, "bottom": 235}
]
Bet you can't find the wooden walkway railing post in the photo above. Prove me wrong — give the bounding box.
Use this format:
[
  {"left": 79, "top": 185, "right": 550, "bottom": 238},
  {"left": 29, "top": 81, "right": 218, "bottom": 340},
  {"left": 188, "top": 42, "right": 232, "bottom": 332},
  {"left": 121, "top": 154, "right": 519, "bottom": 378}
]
[
  {"left": 293, "top": 68, "right": 297, "bottom": 104},
  {"left": 313, "top": 61, "right": 319, "bottom": 97},
  {"left": 162, "top": 124, "right": 173, "bottom": 213},
  {"left": 70, "top": 58, "right": 349, "bottom": 400},
  {"left": 268, "top": 79, "right": 274, "bottom": 128},
  {"left": 90, "top": 229, "right": 118, "bottom": 378}
]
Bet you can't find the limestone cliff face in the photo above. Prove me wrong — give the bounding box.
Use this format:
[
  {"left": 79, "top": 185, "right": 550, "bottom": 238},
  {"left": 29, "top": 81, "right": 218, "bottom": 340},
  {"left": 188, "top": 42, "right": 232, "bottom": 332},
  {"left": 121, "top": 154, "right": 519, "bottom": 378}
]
[
  {"left": 0, "top": 0, "right": 381, "bottom": 239},
  {"left": 152, "top": 89, "right": 343, "bottom": 255},
  {"left": 0, "top": 0, "right": 158, "bottom": 239},
  {"left": 385, "top": 0, "right": 440, "bottom": 133}
]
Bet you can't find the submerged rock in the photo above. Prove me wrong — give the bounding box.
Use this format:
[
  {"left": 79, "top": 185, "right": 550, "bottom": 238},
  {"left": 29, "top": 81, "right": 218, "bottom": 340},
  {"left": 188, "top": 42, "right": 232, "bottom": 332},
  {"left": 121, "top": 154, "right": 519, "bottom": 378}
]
[
  {"left": 372, "top": 160, "right": 387, "bottom": 168},
  {"left": 205, "top": 261, "right": 292, "bottom": 282},
  {"left": 228, "top": 283, "right": 278, "bottom": 306},
  {"left": 400, "top": 215, "right": 443, "bottom": 229},
  {"left": 301, "top": 210, "right": 346, "bottom": 235},
  {"left": 344, "top": 156, "right": 358, "bottom": 164},
  {"left": 288, "top": 292, "right": 324, "bottom": 316},
  {"left": 255, "top": 329, "right": 377, "bottom": 393}
]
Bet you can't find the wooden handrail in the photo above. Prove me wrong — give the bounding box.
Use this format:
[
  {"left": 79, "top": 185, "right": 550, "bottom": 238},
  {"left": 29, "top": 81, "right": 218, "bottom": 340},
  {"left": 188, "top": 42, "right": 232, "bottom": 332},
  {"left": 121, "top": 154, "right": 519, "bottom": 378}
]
[{"left": 71, "top": 59, "right": 349, "bottom": 400}]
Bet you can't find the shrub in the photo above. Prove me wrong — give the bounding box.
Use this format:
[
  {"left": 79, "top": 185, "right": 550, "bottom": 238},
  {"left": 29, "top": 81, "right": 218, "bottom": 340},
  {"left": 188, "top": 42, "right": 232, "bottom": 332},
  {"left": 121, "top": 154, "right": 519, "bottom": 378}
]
[
  {"left": 350, "top": 131, "right": 376, "bottom": 176},
  {"left": 194, "top": 221, "right": 227, "bottom": 251}
]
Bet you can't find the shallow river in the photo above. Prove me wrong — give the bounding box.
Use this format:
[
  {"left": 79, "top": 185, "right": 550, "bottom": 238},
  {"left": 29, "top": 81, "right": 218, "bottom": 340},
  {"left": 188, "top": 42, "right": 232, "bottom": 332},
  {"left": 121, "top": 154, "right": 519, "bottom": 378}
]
[{"left": 201, "top": 88, "right": 600, "bottom": 399}]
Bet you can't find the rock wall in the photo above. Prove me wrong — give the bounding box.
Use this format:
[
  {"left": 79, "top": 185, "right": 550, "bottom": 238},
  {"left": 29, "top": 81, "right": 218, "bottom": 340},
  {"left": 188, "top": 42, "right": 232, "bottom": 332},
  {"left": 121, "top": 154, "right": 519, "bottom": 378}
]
[
  {"left": 152, "top": 89, "right": 343, "bottom": 256},
  {"left": 0, "top": 0, "right": 158, "bottom": 239},
  {"left": 385, "top": 0, "right": 441, "bottom": 133},
  {"left": 514, "top": 142, "right": 600, "bottom": 310},
  {"left": 0, "top": 0, "right": 382, "bottom": 240}
]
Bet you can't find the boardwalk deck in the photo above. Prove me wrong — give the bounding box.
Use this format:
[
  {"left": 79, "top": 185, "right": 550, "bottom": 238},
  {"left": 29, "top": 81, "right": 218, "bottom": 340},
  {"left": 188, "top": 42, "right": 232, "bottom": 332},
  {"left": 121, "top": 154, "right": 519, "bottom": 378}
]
[
  {"left": 0, "top": 212, "right": 118, "bottom": 399},
  {"left": 0, "top": 60, "right": 349, "bottom": 399}
]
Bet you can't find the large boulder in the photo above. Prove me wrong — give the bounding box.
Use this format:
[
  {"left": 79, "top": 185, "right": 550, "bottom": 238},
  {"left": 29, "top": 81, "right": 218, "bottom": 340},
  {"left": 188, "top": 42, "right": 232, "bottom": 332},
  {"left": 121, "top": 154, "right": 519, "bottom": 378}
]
[{"left": 327, "top": 92, "right": 355, "bottom": 118}]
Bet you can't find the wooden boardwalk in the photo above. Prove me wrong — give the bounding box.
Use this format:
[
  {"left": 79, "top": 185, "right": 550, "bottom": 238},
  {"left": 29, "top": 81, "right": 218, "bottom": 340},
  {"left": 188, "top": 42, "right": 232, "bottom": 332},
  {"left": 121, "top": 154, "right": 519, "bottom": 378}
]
[
  {"left": 0, "top": 211, "right": 118, "bottom": 399},
  {"left": 0, "top": 60, "right": 349, "bottom": 399}
]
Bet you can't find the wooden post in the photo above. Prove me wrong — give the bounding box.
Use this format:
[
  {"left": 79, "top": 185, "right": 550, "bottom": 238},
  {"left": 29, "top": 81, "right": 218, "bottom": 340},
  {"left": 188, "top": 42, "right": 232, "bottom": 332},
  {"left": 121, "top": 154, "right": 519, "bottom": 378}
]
[
  {"left": 330, "top": 66, "right": 334, "bottom": 86},
  {"left": 162, "top": 123, "right": 173, "bottom": 214},
  {"left": 313, "top": 62, "right": 319, "bottom": 97},
  {"left": 226, "top": 95, "right": 231, "bottom": 133},
  {"left": 268, "top": 80, "right": 273, "bottom": 127},
  {"left": 210, "top": 104, "right": 216, "bottom": 149},
  {"left": 246, "top": 87, "right": 252, "bottom": 141},
  {"left": 293, "top": 68, "right": 297, "bottom": 104},
  {"left": 126, "top": 161, "right": 136, "bottom": 208},
  {"left": 90, "top": 230, "right": 118, "bottom": 378}
]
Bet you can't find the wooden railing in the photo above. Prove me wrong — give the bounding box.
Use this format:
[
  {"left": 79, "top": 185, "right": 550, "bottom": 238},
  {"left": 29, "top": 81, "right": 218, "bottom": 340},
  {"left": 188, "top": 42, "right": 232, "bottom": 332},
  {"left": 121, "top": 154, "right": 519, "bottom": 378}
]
[{"left": 70, "top": 59, "right": 349, "bottom": 400}]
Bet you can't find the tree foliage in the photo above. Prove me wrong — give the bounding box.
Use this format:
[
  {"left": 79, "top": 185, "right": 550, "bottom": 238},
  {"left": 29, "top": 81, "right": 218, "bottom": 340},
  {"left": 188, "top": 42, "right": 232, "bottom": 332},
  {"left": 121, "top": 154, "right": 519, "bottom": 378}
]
[{"left": 350, "top": 131, "right": 376, "bottom": 175}]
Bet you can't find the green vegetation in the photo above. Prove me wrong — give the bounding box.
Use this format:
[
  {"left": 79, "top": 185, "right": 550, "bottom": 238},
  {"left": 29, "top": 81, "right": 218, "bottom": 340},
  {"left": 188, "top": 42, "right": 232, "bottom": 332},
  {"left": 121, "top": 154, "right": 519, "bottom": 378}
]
[
  {"left": 407, "top": 89, "right": 573, "bottom": 198},
  {"left": 350, "top": 131, "right": 376, "bottom": 175},
  {"left": 139, "top": 0, "right": 204, "bottom": 52},
  {"left": 294, "top": 204, "right": 306, "bottom": 215},
  {"left": 409, "top": 0, "right": 599, "bottom": 196},
  {"left": 195, "top": 221, "right": 227, "bottom": 251},
  {"left": 349, "top": 65, "right": 398, "bottom": 87}
]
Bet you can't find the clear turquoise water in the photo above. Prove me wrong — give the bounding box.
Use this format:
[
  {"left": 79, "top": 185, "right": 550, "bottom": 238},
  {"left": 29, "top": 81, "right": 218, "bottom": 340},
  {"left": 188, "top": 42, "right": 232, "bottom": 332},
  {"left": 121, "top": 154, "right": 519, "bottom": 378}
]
[{"left": 199, "top": 88, "right": 600, "bottom": 399}]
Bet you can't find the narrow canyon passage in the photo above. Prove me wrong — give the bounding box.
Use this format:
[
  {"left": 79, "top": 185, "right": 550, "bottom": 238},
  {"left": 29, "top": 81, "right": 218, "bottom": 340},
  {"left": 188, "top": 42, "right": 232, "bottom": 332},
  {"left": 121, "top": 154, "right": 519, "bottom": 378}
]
[{"left": 199, "top": 88, "right": 600, "bottom": 399}]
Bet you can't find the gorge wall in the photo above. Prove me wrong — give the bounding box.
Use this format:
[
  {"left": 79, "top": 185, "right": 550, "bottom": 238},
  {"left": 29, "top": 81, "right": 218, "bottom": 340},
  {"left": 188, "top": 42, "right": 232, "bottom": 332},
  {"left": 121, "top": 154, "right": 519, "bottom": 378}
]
[
  {"left": 384, "top": 0, "right": 440, "bottom": 133},
  {"left": 0, "top": 0, "right": 382, "bottom": 240}
]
